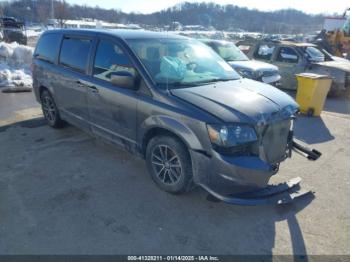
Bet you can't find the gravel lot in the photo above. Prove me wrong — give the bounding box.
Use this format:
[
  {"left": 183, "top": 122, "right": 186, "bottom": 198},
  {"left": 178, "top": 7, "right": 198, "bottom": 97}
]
[{"left": 0, "top": 92, "right": 349, "bottom": 255}]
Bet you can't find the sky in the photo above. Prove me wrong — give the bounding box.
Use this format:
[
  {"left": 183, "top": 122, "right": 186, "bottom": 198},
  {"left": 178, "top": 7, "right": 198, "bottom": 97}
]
[{"left": 67, "top": 0, "right": 349, "bottom": 15}]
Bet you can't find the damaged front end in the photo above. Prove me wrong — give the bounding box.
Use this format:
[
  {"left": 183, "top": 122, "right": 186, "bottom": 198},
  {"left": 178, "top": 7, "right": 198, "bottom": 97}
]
[{"left": 192, "top": 106, "right": 320, "bottom": 206}]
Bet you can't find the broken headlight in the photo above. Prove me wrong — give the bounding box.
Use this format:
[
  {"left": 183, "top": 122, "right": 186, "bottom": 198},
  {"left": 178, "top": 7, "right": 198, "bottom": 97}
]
[{"left": 207, "top": 124, "right": 258, "bottom": 148}]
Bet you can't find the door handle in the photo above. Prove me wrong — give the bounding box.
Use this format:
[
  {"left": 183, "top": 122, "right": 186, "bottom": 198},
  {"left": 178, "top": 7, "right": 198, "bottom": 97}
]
[
  {"left": 77, "top": 80, "right": 99, "bottom": 93},
  {"left": 88, "top": 85, "right": 99, "bottom": 93},
  {"left": 76, "top": 80, "right": 86, "bottom": 87}
]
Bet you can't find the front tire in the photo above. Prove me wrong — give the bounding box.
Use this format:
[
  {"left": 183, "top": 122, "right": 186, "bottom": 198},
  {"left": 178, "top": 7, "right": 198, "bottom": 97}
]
[
  {"left": 146, "top": 136, "right": 193, "bottom": 194},
  {"left": 40, "top": 90, "right": 65, "bottom": 128}
]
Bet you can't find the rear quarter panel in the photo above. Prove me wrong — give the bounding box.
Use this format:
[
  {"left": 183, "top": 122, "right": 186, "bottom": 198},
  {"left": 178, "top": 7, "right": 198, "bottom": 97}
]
[{"left": 32, "top": 59, "right": 61, "bottom": 103}]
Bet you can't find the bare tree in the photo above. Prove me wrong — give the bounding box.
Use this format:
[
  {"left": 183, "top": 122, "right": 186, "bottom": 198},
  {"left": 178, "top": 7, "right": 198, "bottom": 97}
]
[
  {"left": 37, "top": 3, "right": 50, "bottom": 24},
  {"left": 1, "top": 0, "right": 324, "bottom": 33},
  {"left": 0, "top": 3, "right": 4, "bottom": 17},
  {"left": 55, "top": 0, "right": 69, "bottom": 28}
]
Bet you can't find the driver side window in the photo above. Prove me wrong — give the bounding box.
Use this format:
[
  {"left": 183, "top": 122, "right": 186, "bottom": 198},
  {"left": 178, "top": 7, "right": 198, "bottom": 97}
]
[{"left": 93, "top": 40, "right": 135, "bottom": 83}]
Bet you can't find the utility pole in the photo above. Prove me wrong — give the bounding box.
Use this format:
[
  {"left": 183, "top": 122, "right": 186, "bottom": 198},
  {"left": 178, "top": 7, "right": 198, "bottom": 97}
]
[
  {"left": 32, "top": 0, "right": 37, "bottom": 23},
  {"left": 51, "top": 0, "right": 55, "bottom": 19}
]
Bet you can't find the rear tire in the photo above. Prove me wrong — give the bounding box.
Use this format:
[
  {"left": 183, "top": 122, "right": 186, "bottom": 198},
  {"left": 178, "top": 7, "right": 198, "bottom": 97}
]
[
  {"left": 40, "top": 90, "right": 65, "bottom": 128},
  {"left": 146, "top": 135, "right": 193, "bottom": 194}
]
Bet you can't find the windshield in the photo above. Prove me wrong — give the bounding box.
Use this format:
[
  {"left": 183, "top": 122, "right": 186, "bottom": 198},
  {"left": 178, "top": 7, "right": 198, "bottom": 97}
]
[
  {"left": 127, "top": 38, "right": 241, "bottom": 88},
  {"left": 212, "top": 41, "right": 249, "bottom": 61},
  {"left": 305, "top": 46, "right": 326, "bottom": 62}
]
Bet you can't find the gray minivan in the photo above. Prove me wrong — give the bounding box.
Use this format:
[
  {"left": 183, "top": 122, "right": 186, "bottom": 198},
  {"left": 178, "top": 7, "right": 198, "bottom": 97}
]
[{"left": 32, "top": 29, "right": 317, "bottom": 205}]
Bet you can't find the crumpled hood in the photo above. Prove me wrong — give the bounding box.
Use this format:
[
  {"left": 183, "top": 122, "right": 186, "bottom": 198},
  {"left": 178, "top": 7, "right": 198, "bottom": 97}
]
[
  {"left": 228, "top": 60, "right": 278, "bottom": 72},
  {"left": 315, "top": 60, "right": 350, "bottom": 73},
  {"left": 171, "top": 78, "right": 298, "bottom": 124}
]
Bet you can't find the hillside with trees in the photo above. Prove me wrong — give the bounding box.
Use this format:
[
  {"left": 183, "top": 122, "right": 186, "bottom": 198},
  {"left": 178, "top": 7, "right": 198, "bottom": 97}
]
[{"left": 0, "top": 0, "right": 324, "bottom": 33}]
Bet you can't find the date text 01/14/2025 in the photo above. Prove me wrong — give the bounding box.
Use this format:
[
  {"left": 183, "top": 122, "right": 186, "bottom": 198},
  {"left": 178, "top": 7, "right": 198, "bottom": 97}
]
[{"left": 127, "top": 256, "right": 219, "bottom": 261}]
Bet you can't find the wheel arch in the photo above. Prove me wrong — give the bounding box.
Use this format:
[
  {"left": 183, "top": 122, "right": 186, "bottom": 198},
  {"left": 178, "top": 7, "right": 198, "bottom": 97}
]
[
  {"left": 140, "top": 116, "right": 203, "bottom": 157},
  {"left": 141, "top": 127, "right": 190, "bottom": 157},
  {"left": 39, "top": 85, "right": 48, "bottom": 97},
  {"left": 38, "top": 85, "right": 54, "bottom": 101}
]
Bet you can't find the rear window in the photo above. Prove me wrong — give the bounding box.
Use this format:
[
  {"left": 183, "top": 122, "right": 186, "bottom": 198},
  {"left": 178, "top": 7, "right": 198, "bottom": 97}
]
[
  {"left": 34, "top": 33, "right": 61, "bottom": 63},
  {"left": 59, "top": 37, "right": 92, "bottom": 72}
]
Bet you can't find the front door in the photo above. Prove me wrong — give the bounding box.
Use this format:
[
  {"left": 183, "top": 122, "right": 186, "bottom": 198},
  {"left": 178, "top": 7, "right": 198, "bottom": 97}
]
[
  {"left": 272, "top": 46, "right": 303, "bottom": 90},
  {"left": 85, "top": 37, "right": 139, "bottom": 149}
]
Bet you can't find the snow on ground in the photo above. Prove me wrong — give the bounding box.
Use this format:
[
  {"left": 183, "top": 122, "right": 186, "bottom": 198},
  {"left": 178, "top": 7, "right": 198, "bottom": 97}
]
[
  {"left": 26, "top": 27, "right": 45, "bottom": 37},
  {"left": 0, "top": 42, "right": 33, "bottom": 90}
]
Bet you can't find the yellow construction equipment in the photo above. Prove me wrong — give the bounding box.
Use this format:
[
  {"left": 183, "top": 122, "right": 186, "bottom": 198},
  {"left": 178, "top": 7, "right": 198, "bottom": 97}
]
[{"left": 316, "top": 8, "right": 350, "bottom": 59}]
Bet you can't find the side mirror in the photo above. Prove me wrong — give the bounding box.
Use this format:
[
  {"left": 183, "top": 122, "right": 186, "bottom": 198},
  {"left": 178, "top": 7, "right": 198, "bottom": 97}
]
[{"left": 110, "top": 71, "right": 136, "bottom": 89}]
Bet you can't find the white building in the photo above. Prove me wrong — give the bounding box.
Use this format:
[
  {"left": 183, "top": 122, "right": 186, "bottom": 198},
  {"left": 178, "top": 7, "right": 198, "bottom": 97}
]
[
  {"left": 48, "top": 18, "right": 141, "bottom": 30},
  {"left": 323, "top": 17, "right": 347, "bottom": 31}
]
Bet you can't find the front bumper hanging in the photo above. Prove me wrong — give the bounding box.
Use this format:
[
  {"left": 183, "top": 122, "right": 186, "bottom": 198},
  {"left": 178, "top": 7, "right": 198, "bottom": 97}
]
[
  {"left": 202, "top": 139, "right": 320, "bottom": 206},
  {"left": 203, "top": 177, "right": 312, "bottom": 206}
]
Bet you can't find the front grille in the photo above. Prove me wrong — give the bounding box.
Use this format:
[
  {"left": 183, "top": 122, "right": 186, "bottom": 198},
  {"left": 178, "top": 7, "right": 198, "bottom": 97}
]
[{"left": 261, "top": 120, "right": 291, "bottom": 163}]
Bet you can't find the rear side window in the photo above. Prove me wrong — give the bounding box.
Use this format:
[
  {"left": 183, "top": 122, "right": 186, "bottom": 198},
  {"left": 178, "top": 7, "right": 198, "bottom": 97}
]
[
  {"left": 254, "top": 44, "right": 275, "bottom": 60},
  {"left": 59, "top": 37, "right": 92, "bottom": 72},
  {"left": 34, "top": 33, "right": 61, "bottom": 63},
  {"left": 276, "top": 47, "right": 299, "bottom": 63}
]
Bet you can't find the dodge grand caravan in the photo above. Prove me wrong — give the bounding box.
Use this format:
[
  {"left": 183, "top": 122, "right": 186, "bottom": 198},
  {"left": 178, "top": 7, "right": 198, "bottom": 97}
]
[{"left": 32, "top": 29, "right": 318, "bottom": 205}]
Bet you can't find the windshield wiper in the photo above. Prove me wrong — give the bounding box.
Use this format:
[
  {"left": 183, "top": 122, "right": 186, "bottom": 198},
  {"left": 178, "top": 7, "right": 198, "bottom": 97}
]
[
  {"left": 190, "top": 78, "right": 237, "bottom": 85},
  {"left": 157, "top": 78, "right": 237, "bottom": 89},
  {"left": 157, "top": 82, "right": 198, "bottom": 89}
]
